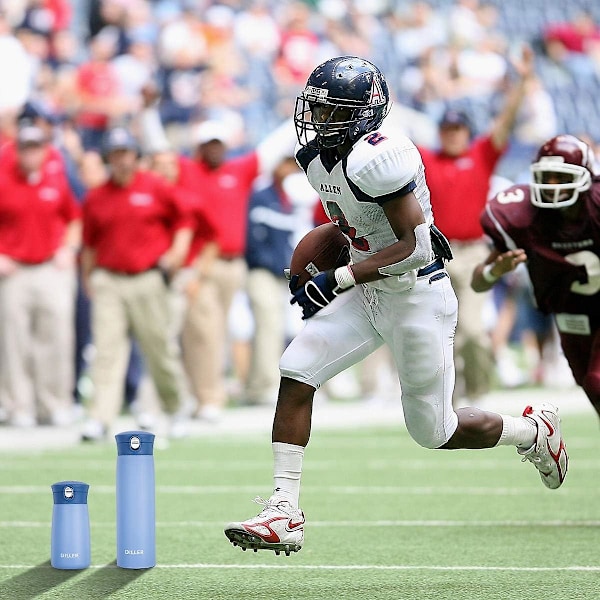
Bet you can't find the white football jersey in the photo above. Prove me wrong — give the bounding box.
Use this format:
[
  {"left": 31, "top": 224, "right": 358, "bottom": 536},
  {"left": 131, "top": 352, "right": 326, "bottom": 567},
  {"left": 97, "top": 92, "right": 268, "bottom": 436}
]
[
  {"left": 285, "top": 121, "right": 458, "bottom": 449},
  {"left": 295, "top": 120, "right": 433, "bottom": 270}
]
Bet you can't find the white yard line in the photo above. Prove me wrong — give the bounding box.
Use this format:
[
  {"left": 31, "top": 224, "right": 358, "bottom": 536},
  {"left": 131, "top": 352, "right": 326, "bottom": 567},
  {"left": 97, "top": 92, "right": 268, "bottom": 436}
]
[{"left": 0, "top": 519, "right": 598, "bottom": 528}]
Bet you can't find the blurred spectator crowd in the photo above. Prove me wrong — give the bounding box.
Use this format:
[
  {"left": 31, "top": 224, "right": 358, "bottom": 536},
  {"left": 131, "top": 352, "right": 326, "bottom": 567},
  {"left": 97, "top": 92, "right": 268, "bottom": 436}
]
[
  {"left": 3, "top": 0, "right": 600, "bottom": 155},
  {"left": 1, "top": 0, "right": 600, "bottom": 433}
]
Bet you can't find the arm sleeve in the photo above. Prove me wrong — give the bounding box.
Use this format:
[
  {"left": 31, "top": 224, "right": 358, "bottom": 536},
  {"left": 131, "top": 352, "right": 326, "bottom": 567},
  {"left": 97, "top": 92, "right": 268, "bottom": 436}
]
[{"left": 480, "top": 203, "right": 511, "bottom": 253}]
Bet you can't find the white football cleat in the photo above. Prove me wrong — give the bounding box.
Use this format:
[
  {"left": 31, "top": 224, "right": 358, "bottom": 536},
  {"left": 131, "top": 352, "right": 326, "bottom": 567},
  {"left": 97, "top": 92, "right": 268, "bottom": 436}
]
[
  {"left": 518, "top": 403, "right": 568, "bottom": 489},
  {"left": 224, "top": 496, "right": 305, "bottom": 556}
]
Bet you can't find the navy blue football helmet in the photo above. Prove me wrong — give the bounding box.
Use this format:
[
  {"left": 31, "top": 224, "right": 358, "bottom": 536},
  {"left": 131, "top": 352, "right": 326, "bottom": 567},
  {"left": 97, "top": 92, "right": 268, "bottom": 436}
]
[{"left": 294, "top": 56, "right": 391, "bottom": 149}]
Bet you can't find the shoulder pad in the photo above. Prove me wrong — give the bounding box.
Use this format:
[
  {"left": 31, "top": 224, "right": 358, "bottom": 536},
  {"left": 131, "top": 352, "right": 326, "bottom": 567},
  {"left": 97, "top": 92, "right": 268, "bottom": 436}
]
[
  {"left": 346, "top": 130, "right": 421, "bottom": 197},
  {"left": 484, "top": 184, "right": 536, "bottom": 242}
]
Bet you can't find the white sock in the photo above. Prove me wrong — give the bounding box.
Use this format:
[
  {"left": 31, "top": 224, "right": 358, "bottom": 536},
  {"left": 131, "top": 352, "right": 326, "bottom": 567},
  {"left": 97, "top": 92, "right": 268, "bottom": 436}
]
[
  {"left": 495, "top": 415, "right": 537, "bottom": 448},
  {"left": 272, "top": 442, "right": 304, "bottom": 507}
]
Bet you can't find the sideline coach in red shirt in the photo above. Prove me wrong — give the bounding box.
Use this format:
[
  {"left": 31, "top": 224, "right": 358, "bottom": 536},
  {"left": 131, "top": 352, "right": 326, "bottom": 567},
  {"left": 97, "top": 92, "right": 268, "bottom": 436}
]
[
  {"left": 140, "top": 102, "right": 297, "bottom": 420},
  {"left": 0, "top": 123, "right": 81, "bottom": 427},
  {"left": 80, "top": 127, "right": 193, "bottom": 441},
  {"left": 418, "top": 46, "right": 535, "bottom": 402}
]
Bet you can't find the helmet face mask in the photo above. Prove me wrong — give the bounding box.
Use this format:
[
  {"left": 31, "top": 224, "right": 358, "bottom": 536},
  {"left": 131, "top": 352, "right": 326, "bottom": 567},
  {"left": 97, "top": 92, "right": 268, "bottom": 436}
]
[
  {"left": 294, "top": 56, "right": 391, "bottom": 149},
  {"left": 530, "top": 135, "right": 595, "bottom": 209},
  {"left": 309, "top": 102, "right": 355, "bottom": 147}
]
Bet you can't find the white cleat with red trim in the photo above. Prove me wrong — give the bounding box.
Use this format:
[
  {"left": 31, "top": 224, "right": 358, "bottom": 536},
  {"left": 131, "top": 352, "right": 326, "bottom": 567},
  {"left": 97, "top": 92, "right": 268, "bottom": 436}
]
[
  {"left": 518, "top": 403, "right": 568, "bottom": 489},
  {"left": 224, "top": 496, "right": 304, "bottom": 555}
]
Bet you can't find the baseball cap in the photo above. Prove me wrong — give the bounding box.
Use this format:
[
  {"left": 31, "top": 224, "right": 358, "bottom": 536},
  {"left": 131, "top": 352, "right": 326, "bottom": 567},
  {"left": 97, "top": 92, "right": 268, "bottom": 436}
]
[
  {"left": 438, "top": 109, "right": 471, "bottom": 130},
  {"left": 193, "top": 121, "right": 228, "bottom": 145},
  {"left": 19, "top": 100, "right": 60, "bottom": 125},
  {"left": 17, "top": 123, "right": 46, "bottom": 146},
  {"left": 102, "top": 127, "right": 138, "bottom": 154}
]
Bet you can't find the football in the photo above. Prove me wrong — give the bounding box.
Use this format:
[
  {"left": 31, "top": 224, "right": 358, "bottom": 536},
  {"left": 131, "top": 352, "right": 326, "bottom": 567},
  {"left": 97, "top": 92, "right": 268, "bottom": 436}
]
[{"left": 289, "top": 223, "right": 350, "bottom": 287}]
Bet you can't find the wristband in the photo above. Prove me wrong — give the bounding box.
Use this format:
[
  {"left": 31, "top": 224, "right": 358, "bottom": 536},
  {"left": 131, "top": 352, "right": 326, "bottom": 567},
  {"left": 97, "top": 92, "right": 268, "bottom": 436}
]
[
  {"left": 482, "top": 263, "right": 499, "bottom": 283},
  {"left": 334, "top": 265, "right": 356, "bottom": 290}
]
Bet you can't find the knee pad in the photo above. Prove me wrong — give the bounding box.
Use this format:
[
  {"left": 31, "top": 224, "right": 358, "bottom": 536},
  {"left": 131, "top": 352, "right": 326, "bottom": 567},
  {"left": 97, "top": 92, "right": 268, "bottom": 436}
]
[
  {"left": 405, "top": 424, "right": 447, "bottom": 449},
  {"left": 403, "top": 394, "right": 457, "bottom": 449}
]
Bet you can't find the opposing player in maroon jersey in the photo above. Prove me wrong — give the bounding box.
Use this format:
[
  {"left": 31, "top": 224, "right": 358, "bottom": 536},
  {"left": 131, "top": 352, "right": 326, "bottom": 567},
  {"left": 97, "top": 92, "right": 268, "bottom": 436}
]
[{"left": 473, "top": 134, "right": 600, "bottom": 417}]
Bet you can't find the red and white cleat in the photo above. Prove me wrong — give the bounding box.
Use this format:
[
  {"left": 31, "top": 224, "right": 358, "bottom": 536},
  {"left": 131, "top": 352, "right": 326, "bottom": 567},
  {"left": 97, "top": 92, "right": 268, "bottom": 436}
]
[
  {"left": 225, "top": 496, "right": 305, "bottom": 556},
  {"left": 518, "top": 403, "right": 568, "bottom": 489}
]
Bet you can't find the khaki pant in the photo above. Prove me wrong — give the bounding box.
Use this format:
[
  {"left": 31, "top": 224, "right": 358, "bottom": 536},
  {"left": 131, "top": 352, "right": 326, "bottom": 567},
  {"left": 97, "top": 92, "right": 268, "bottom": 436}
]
[
  {"left": 446, "top": 241, "right": 494, "bottom": 400},
  {"left": 88, "top": 269, "right": 185, "bottom": 426},
  {"left": 0, "top": 262, "right": 75, "bottom": 422},
  {"left": 245, "top": 269, "right": 288, "bottom": 404},
  {"left": 182, "top": 257, "right": 247, "bottom": 411}
]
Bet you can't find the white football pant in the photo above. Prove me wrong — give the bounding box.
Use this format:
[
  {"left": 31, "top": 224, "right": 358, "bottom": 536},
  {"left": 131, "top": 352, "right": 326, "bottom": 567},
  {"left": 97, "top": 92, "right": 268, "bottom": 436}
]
[{"left": 280, "top": 272, "right": 459, "bottom": 448}]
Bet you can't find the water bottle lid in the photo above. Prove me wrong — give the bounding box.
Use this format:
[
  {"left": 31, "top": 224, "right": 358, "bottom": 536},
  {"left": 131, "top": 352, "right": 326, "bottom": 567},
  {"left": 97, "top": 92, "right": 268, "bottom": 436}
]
[
  {"left": 51, "top": 481, "right": 89, "bottom": 504},
  {"left": 115, "top": 430, "right": 155, "bottom": 456}
]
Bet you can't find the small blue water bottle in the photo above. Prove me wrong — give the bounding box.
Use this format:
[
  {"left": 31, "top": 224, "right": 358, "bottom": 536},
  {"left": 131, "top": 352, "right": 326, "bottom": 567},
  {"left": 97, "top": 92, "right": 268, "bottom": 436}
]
[
  {"left": 115, "top": 431, "right": 156, "bottom": 569},
  {"left": 50, "top": 481, "right": 91, "bottom": 569}
]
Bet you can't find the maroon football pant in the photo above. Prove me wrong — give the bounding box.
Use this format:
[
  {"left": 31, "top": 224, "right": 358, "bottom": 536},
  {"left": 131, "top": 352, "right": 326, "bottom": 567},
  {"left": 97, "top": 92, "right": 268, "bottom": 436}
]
[{"left": 559, "top": 327, "right": 600, "bottom": 418}]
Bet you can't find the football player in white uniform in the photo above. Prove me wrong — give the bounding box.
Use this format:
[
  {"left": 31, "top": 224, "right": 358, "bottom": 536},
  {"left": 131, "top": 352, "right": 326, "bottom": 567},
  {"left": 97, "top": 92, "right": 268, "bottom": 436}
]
[{"left": 224, "top": 56, "right": 568, "bottom": 556}]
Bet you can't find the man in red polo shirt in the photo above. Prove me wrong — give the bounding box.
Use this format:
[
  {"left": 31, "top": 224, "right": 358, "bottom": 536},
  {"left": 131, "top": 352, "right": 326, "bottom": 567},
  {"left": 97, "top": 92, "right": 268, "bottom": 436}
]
[
  {"left": 183, "top": 120, "right": 299, "bottom": 420},
  {"left": 140, "top": 99, "right": 296, "bottom": 420},
  {"left": 148, "top": 147, "right": 219, "bottom": 287},
  {"left": 180, "top": 121, "right": 258, "bottom": 420},
  {"left": 418, "top": 46, "right": 535, "bottom": 403},
  {"left": 80, "top": 127, "right": 194, "bottom": 441},
  {"left": 148, "top": 148, "right": 219, "bottom": 404},
  {"left": 0, "top": 123, "right": 81, "bottom": 427}
]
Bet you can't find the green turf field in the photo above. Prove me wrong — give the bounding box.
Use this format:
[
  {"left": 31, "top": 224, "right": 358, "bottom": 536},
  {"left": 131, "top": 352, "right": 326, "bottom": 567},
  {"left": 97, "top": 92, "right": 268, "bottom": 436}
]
[{"left": 0, "top": 411, "right": 598, "bottom": 600}]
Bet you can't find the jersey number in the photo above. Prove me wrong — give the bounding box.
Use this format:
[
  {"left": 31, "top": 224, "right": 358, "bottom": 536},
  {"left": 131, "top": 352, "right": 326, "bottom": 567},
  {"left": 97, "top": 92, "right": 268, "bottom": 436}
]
[
  {"left": 365, "top": 132, "right": 387, "bottom": 146},
  {"left": 496, "top": 189, "right": 525, "bottom": 204},
  {"left": 565, "top": 250, "right": 600, "bottom": 296},
  {"left": 326, "top": 201, "right": 370, "bottom": 251}
]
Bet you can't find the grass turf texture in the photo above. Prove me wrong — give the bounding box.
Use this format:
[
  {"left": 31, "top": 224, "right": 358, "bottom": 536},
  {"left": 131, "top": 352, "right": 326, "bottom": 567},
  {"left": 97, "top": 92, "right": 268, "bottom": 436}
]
[{"left": 0, "top": 411, "right": 598, "bottom": 600}]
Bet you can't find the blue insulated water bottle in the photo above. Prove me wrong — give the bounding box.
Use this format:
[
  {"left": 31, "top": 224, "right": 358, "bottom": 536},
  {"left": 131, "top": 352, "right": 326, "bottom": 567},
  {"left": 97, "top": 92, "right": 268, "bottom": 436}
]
[
  {"left": 50, "top": 481, "right": 91, "bottom": 569},
  {"left": 115, "top": 431, "right": 156, "bottom": 569}
]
